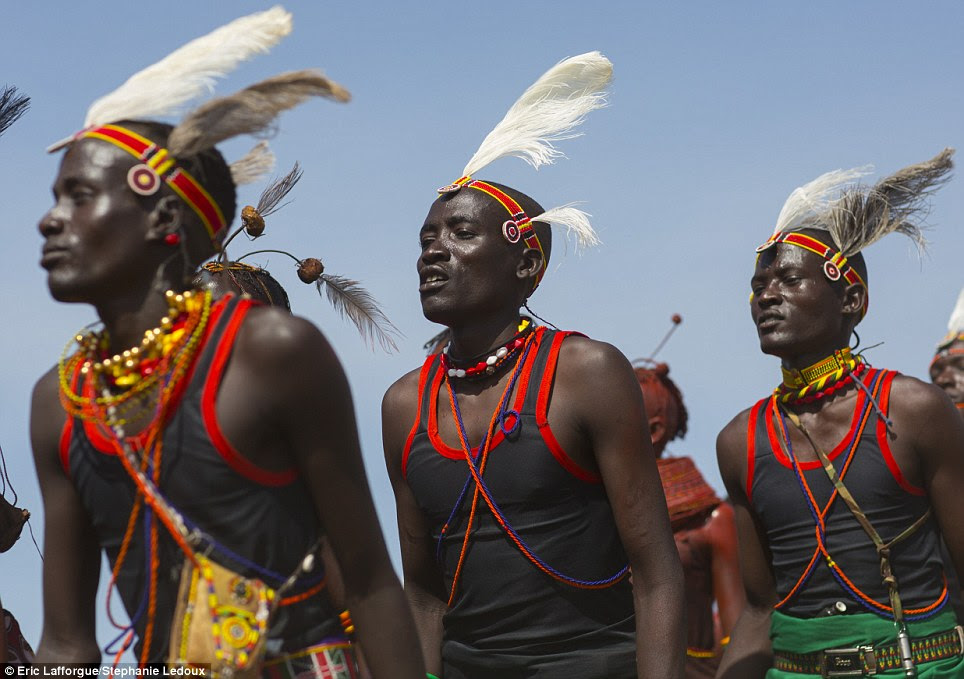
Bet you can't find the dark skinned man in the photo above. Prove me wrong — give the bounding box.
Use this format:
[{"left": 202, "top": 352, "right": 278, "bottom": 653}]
[
  {"left": 635, "top": 360, "right": 745, "bottom": 678},
  {"left": 717, "top": 150, "right": 964, "bottom": 678},
  {"left": 930, "top": 288, "right": 964, "bottom": 416},
  {"left": 383, "top": 52, "right": 684, "bottom": 679},
  {"left": 29, "top": 9, "right": 424, "bottom": 678}
]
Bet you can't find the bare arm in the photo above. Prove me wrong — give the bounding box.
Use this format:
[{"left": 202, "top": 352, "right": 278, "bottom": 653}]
[
  {"left": 706, "top": 502, "right": 746, "bottom": 639},
  {"left": 383, "top": 373, "right": 447, "bottom": 675},
  {"left": 233, "top": 312, "right": 424, "bottom": 679},
  {"left": 30, "top": 368, "right": 102, "bottom": 663},
  {"left": 715, "top": 412, "right": 776, "bottom": 679},
  {"left": 894, "top": 378, "right": 964, "bottom": 581},
  {"left": 560, "top": 339, "right": 685, "bottom": 679}
]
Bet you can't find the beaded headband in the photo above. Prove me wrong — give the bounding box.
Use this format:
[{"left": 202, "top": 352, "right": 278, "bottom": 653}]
[
  {"left": 79, "top": 124, "right": 227, "bottom": 242},
  {"left": 437, "top": 177, "right": 547, "bottom": 290},
  {"left": 934, "top": 288, "right": 964, "bottom": 356},
  {"left": 755, "top": 231, "right": 869, "bottom": 317}
]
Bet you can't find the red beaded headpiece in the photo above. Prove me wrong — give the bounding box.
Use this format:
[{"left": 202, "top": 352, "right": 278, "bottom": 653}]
[
  {"left": 77, "top": 124, "right": 227, "bottom": 243},
  {"left": 437, "top": 176, "right": 548, "bottom": 291}
]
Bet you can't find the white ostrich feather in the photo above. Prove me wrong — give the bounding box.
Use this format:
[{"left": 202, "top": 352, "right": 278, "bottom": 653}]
[
  {"left": 772, "top": 165, "right": 872, "bottom": 244},
  {"left": 949, "top": 288, "right": 964, "bottom": 335},
  {"left": 83, "top": 6, "right": 292, "bottom": 130},
  {"left": 229, "top": 141, "right": 275, "bottom": 186},
  {"left": 461, "top": 51, "right": 612, "bottom": 177},
  {"left": 531, "top": 204, "right": 600, "bottom": 251}
]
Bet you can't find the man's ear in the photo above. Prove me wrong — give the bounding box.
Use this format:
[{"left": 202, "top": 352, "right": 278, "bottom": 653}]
[
  {"left": 517, "top": 246, "right": 545, "bottom": 283},
  {"left": 146, "top": 195, "right": 183, "bottom": 242},
  {"left": 841, "top": 282, "right": 867, "bottom": 318}
]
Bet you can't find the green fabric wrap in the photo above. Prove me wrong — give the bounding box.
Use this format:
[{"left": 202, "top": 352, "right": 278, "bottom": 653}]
[{"left": 767, "top": 609, "right": 963, "bottom": 677}]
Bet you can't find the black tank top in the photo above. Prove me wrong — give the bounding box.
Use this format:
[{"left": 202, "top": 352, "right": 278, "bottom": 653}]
[
  {"left": 746, "top": 367, "right": 948, "bottom": 620},
  {"left": 403, "top": 327, "right": 636, "bottom": 678},
  {"left": 60, "top": 296, "right": 341, "bottom": 661}
]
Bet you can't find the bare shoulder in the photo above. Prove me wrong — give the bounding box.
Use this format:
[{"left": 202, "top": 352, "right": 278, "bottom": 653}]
[
  {"left": 235, "top": 306, "right": 341, "bottom": 374},
  {"left": 382, "top": 365, "right": 427, "bottom": 466},
  {"left": 886, "top": 373, "right": 956, "bottom": 419},
  {"left": 717, "top": 406, "right": 755, "bottom": 496},
  {"left": 31, "top": 365, "right": 67, "bottom": 462},
  {"left": 555, "top": 333, "right": 634, "bottom": 385}
]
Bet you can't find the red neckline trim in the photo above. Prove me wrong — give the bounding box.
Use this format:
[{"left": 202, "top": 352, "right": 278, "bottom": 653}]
[
  {"left": 401, "top": 356, "right": 436, "bottom": 479},
  {"left": 427, "top": 328, "right": 543, "bottom": 459},
  {"left": 764, "top": 369, "right": 875, "bottom": 470},
  {"left": 78, "top": 296, "right": 230, "bottom": 456},
  {"left": 874, "top": 371, "right": 925, "bottom": 496},
  {"left": 200, "top": 298, "right": 297, "bottom": 487}
]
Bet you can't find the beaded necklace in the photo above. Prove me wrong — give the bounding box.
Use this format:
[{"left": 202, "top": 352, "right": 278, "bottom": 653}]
[
  {"left": 441, "top": 318, "right": 532, "bottom": 379},
  {"left": 57, "top": 290, "right": 213, "bottom": 664},
  {"left": 774, "top": 347, "right": 866, "bottom": 405}
]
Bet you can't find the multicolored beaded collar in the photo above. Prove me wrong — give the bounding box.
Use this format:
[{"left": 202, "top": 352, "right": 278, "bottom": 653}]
[
  {"left": 73, "top": 124, "right": 227, "bottom": 243},
  {"left": 756, "top": 232, "right": 869, "bottom": 318},
  {"left": 775, "top": 347, "right": 866, "bottom": 405},
  {"left": 441, "top": 318, "right": 533, "bottom": 379},
  {"left": 437, "top": 177, "right": 548, "bottom": 292}
]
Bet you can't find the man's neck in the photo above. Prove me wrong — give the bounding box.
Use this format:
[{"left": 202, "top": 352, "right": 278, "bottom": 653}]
[
  {"left": 95, "top": 280, "right": 186, "bottom": 351},
  {"left": 446, "top": 312, "right": 524, "bottom": 362},
  {"left": 779, "top": 341, "right": 851, "bottom": 373}
]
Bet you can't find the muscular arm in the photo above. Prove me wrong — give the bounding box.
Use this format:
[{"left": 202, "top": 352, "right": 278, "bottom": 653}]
[
  {"left": 893, "top": 378, "right": 964, "bottom": 583},
  {"left": 30, "top": 368, "right": 102, "bottom": 663},
  {"left": 231, "top": 311, "right": 424, "bottom": 679},
  {"left": 715, "top": 412, "right": 776, "bottom": 679},
  {"left": 383, "top": 374, "right": 447, "bottom": 674},
  {"left": 559, "top": 339, "right": 685, "bottom": 679},
  {"left": 705, "top": 502, "right": 746, "bottom": 639}
]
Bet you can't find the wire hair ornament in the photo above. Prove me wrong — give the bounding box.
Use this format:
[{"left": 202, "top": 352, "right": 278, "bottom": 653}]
[{"left": 208, "top": 164, "right": 401, "bottom": 353}]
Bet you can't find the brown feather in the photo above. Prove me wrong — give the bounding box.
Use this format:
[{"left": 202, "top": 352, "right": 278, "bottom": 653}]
[
  {"left": 316, "top": 274, "right": 400, "bottom": 353},
  {"left": 168, "top": 70, "right": 350, "bottom": 157}
]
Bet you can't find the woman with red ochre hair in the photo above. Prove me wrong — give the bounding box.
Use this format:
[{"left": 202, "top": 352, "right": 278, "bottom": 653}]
[{"left": 636, "top": 361, "right": 745, "bottom": 679}]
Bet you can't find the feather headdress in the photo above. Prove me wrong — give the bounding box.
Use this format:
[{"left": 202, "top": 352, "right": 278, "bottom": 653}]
[
  {"left": 936, "top": 287, "right": 964, "bottom": 351},
  {"left": 437, "top": 52, "right": 612, "bottom": 292},
  {"left": 758, "top": 149, "right": 955, "bottom": 317},
  {"left": 48, "top": 6, "right": 292, "bottom": 151},
  {"left": 0, "top": 86, "right": 29, "bottom": 138},
  {"left": 46, "top": 6, "right": 349, "bottom": 247},
  {"left": 205, "top": 164, "right": 400, "bottom": 352}
]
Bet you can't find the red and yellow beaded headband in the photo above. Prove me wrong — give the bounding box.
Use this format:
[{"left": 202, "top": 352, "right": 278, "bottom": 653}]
[
  {"left": 78, "top": 124, "right": 227, "bottom": 242},
  {"left": 755, "top": 231, "right": 869, "bottom": 317},
  {"left": 438, "top": 176, "right": 548, "bottom": 290}
]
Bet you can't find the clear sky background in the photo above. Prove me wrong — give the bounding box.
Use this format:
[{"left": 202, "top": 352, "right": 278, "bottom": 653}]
[{"left": 1, "top": 0, "right": 961, "bottom": 660}]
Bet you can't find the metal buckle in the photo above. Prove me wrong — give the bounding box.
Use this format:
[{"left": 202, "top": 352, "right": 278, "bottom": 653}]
[{"left": 821, "top": 645, "right": 875, "bottom": 677}]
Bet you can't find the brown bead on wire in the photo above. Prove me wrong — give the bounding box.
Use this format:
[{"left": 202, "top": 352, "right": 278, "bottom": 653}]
[
  {"left": 297, "top": 257, "right": 324, "bottom": 283},
  {"left": 241, "top": 205, "right": 266, "bottom": 237}
]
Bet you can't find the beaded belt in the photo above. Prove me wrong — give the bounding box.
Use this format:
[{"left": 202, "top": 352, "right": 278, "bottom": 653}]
[{"left": 773, "top": 625, "right": 964, "bottom": 676}]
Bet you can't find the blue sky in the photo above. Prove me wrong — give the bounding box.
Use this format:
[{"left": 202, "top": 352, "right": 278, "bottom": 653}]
[{"left": 1, "top": 1, "right": 962, "bottom": 660}]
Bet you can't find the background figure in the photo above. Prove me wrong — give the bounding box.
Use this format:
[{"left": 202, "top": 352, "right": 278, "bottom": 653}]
[
  {"left": 1, "top": 85, "right": 35, "bottom": 667},
  {"left": 930, "top": 287, "right": 964, "bottom": 415},
  {"left": 635, "top": 360, "right": 744, "bottom": 678}
]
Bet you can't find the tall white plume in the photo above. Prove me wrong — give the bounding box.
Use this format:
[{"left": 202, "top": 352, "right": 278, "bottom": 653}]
[
  {"left": 82, "top": 6, "right": 292, "bottom": 129},
  {"left": 461, "top": 52, "right": 612, "bottom": 177},
  {"left": 531, "top": 204, "right": 600, "bottom": 251},
  {"left": 772, "top": 165, "right": 872, "bottom": 243},
  {"left": 949, "top": 287, "right": 964, "bottom": 335}
]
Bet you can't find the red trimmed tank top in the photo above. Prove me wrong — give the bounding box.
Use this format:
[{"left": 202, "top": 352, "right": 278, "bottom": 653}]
[
  {"left": 745, "top": 368, "right": 948, "bottom": 620},
  {"left": 403, "top": 327, "right": 636, "bottom": 679},
  {"left": 59, "top": 295, "right": 342, "bottom": 661}
]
